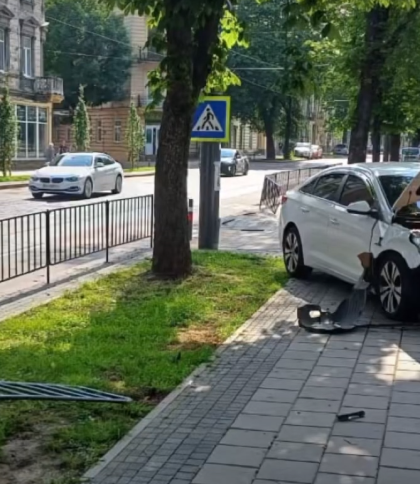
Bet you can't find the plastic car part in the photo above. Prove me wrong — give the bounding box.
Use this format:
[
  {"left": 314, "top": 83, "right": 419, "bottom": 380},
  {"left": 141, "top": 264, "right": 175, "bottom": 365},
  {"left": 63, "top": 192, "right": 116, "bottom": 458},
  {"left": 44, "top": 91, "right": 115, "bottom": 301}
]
[
  {"left": 297, "top": 253, "right": 371, "bottom": 334},
  {"left": 0, "top": 381, "right": 132, "bottom": 403}
]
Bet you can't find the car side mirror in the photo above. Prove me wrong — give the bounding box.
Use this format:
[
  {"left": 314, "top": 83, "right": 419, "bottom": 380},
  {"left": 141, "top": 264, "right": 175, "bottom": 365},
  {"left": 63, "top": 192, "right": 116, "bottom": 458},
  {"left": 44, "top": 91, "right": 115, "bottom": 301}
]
[
  {"left": 347, "top": 200, "right": 378, "bottom": 218},
  {"left": 95, "top": 161, "right": 104, "bottom": 168}
]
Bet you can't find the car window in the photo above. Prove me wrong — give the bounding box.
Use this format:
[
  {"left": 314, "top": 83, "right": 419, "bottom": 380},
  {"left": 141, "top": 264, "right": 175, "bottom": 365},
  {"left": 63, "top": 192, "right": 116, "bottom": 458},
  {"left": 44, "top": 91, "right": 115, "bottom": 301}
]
[
  {"left": 102, "top": 156, "right": 115, "bottom": 166},
  {"left": 54, "top": 154, "right": 93, "bottom": 167},
  {"left": 221, "top": 149, "right": 235, "bottom": 158},
  {"left": 94, "top": 156, "right": 106, "bottom": 166},
  {"left": 312, "top": 173, "right": 344, "bottom": 201},
  {"left": 340, "top": 175, "right": 375, "bottom": 207},
  {"left": 300, "top": 177, "right": 319, "bottom": 195},
  {"left": 379, "top": 174, "right": 415, "bottom": 208}
]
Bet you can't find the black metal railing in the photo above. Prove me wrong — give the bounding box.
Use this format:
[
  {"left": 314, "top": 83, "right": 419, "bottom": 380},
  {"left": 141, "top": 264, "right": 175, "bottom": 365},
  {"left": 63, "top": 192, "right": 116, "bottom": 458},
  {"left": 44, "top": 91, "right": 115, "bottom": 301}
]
[
  {"left": 0, "top": 195, "right": 154, "bottom": 285},
  {"left": 260, "top": 164, "right": 340, "bottom": 214}
]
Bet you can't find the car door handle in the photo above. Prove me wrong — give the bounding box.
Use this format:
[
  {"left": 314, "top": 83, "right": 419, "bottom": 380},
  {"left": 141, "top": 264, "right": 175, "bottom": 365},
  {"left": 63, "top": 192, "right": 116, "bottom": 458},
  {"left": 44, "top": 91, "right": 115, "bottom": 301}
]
[
  {"left": 330, "top": 217, "right": 339, "bottom": 225},
  {"left": 300, "top": 207, "right": 310, "bottom": 213}
]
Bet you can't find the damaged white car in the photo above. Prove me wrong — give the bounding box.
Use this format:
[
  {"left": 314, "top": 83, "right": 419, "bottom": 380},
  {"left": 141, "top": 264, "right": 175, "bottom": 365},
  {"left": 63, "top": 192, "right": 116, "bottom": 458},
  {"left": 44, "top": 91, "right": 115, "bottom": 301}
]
[{"left": 279, "top": 163, "right": 420, "bottom": 320}]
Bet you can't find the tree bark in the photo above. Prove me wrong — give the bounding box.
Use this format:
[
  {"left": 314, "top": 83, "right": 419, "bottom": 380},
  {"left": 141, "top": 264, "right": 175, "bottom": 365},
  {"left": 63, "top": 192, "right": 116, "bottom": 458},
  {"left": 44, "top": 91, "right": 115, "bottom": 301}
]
[
  {"left": 383, "top": 135, "right": 390, "bottom": 162},
  {"left": 265, "top": 126, "right": 275, "bottom": 160},
  {"left": 412, "top": 128, "right": 420, "bottom": 146},
  {"left": 371, "top": 129, "right": 381, "bottom": 162},
  {"left": 348, "top": 6, "right": 390, "bottom": 164},
  {"left": 390, "top": 133, "right": 401, "bottom": 161},
  {"left": 283, "top": 97, "right": 293, "bottom": 160}
]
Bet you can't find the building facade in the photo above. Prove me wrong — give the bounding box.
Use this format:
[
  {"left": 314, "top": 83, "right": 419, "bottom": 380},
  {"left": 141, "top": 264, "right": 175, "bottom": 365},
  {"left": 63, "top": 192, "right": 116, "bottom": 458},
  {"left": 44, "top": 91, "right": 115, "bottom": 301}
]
[
  {"left": 0, "top": 0, "right": 63, "bottom": 167},
  {"left": 54, "top": 13, "right": 264, "bottom": 163}
]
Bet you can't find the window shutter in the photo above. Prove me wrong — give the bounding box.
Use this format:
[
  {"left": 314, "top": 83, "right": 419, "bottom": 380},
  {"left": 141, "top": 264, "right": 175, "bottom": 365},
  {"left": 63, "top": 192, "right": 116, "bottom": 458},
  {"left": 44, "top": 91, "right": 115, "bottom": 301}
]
[{"left": 31, "top": 36, "right": 35, "bottom": 77}]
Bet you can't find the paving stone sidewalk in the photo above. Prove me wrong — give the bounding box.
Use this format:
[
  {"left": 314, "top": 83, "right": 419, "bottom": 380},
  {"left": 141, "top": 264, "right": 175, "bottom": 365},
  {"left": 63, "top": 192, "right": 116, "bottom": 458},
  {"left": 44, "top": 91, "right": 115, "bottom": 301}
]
[{"left": 85, "top": 271, "right": 420, "bottom": 484}]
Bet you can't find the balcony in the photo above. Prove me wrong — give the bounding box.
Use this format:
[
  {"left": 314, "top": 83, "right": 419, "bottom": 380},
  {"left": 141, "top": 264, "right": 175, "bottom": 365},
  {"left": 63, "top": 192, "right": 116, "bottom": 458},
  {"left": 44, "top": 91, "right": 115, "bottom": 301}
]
[
  {"left": 34, "top": 77, "right": 64, "bottom": 103},
  {"left": 138, "top": 47, "right": 163, "bottom": 62}
]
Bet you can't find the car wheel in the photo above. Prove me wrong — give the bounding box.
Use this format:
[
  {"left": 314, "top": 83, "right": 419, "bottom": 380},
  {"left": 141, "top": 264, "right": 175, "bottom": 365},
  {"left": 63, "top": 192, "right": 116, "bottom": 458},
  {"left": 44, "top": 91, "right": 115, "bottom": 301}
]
[
  {"left": 243, "top": 163, "right": 249, "bottom": 176},
  {"left": 112, "top": 175, "right": 123, "bottom": 194},
  {"left": 32, "top": 192, "right": 43, "bottom": 199},
  {"left": 282, "top": 225, "right": 312, "bottom": 279},
  {"left": 82, "top": 178, "right": 93, "bottom": 199},
  {"left": 229, "top": 164, "right": 237, "bottom": 177},
  {"left": 375, "top": 253, "right": 417, "bottom": 321}
]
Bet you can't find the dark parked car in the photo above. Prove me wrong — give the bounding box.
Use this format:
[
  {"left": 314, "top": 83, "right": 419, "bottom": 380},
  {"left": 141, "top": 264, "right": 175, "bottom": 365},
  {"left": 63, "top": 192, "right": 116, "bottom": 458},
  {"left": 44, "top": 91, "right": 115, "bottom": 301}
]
[{"left": 220, "top": 148, "right": 249, "bottom": 176}]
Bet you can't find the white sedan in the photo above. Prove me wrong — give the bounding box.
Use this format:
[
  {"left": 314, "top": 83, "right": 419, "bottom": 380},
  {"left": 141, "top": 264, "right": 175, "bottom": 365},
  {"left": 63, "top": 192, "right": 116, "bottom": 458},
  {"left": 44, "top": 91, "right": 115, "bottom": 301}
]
[
  {"left": 29, "top": 152, "right": 124, "bottom": 199},
  {"left": 280, "top": 163, "right": 420, "bottom": 320}
]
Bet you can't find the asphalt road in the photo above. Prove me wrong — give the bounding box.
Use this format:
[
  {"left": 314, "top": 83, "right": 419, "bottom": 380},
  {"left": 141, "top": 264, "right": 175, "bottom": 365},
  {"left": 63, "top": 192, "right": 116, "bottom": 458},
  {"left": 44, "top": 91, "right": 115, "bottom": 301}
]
[{"left": 0, "top": 159, "right": 342, "bottom": 284}]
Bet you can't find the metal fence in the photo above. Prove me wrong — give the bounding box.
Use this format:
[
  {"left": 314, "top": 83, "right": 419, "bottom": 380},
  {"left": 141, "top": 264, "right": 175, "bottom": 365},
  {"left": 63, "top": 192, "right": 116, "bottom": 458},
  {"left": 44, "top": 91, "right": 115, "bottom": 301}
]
[
  {"left": 0, "top": 194, "right": 154, "bottom": 285},
  {"left": 260, "top": 164, "right": 340, "bottom": 214}
]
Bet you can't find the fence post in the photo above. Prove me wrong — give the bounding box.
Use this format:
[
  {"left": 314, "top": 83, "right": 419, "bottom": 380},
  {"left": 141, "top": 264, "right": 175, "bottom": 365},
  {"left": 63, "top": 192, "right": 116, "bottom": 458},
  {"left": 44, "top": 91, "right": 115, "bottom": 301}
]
[
  {"left": 150, "top": 195, "right": 154, "bottom": 248},
  {"left": 286, "top": 171, "right": 290, "bottom": 190},
  {"left": 105, "top": 200, "right": 110, "bottom": 263},
  {"left": 45, "top": 210, "right": 51, "bottom": 285},
  {"left": 188, "top": 198, "right": 193, "bottom": 241}
]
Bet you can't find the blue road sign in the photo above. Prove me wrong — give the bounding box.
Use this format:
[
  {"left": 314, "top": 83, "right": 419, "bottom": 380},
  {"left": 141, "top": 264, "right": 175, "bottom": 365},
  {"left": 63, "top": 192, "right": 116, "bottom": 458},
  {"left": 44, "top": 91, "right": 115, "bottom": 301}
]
[{"left": 191, "top": 96, "right": 231, "bottom": 142}]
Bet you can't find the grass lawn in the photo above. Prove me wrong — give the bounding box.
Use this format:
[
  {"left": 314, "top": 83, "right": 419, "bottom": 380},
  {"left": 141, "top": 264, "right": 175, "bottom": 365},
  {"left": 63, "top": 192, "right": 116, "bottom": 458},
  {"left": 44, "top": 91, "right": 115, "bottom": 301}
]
[
  {"left": 124, "top": 166, "right": 155, "bottom": 173},
  {"left": 0, "top": 175, "right": 30, "bottom": 183},
  {"left": 0, "top": 251, "right": 286, "bottom": 484}
]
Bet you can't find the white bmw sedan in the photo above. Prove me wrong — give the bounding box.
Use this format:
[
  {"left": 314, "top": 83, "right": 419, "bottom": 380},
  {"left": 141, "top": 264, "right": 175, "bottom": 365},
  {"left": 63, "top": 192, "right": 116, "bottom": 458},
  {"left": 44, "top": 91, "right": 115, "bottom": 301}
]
[
  {"left": 279, "top": 163, "right": 420, "bottom": 320},
  {"left": 29, "top": 152, "right": 124, "bottom": 199}
]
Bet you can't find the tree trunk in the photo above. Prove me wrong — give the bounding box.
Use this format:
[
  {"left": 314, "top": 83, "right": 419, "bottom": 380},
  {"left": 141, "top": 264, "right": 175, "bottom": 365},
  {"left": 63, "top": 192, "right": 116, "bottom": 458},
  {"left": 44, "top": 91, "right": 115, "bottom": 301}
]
[
  {"left": 283, "top": 98, "right": 293, "bottom": 160},
  {"left": 383, "top": 135, "right": 390, "bottom": 162},
  {"left": 348, "top": 6, "right": 390, "bottom": 164},
  {"left": 412, "top": 129, "right": 420, "bottom": 146},
  {"left": 390, "top": 133, "right": 401, "bottom": 161},
  {"left": 265, "top": 127, "right": 275, "bottom": 160},
  {"left": 371, "top": 130, "right": 381, "bottom": 162}
]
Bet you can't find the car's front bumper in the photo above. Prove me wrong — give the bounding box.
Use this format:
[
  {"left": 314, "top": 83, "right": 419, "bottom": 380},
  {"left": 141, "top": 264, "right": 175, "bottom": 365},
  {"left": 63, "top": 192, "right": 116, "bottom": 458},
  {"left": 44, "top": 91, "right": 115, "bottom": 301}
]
[
  {"left": 29, "top": 180, "right": 85, "bottom": 195},
  {"left": 221, "top": 162, "right": 236, "bottom": 175}
]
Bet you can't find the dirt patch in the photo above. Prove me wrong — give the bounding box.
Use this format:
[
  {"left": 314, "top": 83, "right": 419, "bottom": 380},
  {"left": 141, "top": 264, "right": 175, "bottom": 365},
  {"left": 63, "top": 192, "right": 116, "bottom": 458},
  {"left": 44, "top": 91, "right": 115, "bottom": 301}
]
[
  {"left": 0, "top": 425, "right": 61, "bottom": 484},
  {"left": 169, "top": 324, "right": 222, "bottom": 351}
]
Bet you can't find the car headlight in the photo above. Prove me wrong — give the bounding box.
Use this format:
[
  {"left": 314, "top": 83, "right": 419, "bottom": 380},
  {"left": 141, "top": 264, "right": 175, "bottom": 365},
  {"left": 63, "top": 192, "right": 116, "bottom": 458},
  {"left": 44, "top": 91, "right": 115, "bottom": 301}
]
[
  {"left": 65, "top": 176, "right": 79, "bottom": 182},
  {"left": 31, "top": 176, "right": 39, "bottom": 182},
  {"left": 409, "top": 231, "right": 420, "bottom": 250}
]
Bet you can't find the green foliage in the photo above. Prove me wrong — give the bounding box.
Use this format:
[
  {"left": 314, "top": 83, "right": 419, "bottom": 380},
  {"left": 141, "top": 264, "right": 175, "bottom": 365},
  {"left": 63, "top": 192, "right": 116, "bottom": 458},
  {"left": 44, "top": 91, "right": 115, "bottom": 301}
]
[
  {"left": 45, "top": 0, "right": 132, "bottom": 108},
  {"left": 0, "top": 85, "right": 18, "bottom": 177},
  {"left": 73, "top": 85, "right": 90, "bottom": 151},
  {"left": 125, "top": 101, "right": 144, "bottom": 168}
]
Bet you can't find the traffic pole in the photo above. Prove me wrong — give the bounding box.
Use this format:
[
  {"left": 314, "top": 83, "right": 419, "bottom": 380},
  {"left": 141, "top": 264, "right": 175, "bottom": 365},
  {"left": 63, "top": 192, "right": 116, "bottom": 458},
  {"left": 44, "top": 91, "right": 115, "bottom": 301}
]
[{"left": 187, "top": 198, "right": 193, "bottom": 241}]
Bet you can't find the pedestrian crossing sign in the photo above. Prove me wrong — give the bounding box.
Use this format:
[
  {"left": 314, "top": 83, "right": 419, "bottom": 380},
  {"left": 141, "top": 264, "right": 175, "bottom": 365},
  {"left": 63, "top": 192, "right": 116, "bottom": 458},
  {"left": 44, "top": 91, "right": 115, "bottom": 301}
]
[{"left": 191, "top": 96, "right": 231, "bottom": 142}]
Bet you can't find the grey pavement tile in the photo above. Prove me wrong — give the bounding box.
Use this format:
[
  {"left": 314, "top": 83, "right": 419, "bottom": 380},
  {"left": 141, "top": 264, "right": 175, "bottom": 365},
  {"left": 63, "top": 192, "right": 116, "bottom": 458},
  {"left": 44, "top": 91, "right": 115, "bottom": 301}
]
[
  {"left": 221, "top": 429, "right": 276, "bottom": 448},
  {"left": 260, "top": 378, "right": 304, "bottom": 391},
  {"left": 267, "top": 368, "right": 311, "bottom": 380},
  {"left": 274, "top": 359, "right": 317, "bottom": 370},
  {"left": 287, "top": 343, "right": 325, "bottom": 352},
  {"left": 242, "top": 401, "right": 292, "bottom": 417},
  {"left": 342, "top": 394, "right": 389, "bottom": 410},
  {"left": 317, "top": 357, "right": 357, "bottom": 368},
  {"left": 358, "top": 355, "right": 397, "bottom": 365},
  {"left": 350, "top": 373, "right": 394, "bottom": 385},
  {"left": 381, "top": 448, "right": 420, "bottom": 470},
  {"left": 394, "top": 370, "right": 420, "bottom": 381},
  {"left": 347, "top": 384, "right": 391, "bottom": 397},
  {"left": 393, "top": 381, "right": 420, "bottom": 393},
  {"left": 306, "top": 376, "right": 350, "bottom": 388},
  {"left": 267, "top": 441, "right": 324, "bottom": 463},
  {"left": 319, "top": 454, "right": 378, "bottom": 477},
  {"left": 387, "top": 416, "right": 420, "bottom": 433},
  {"left": 332, "top": 422, "right": 385, "bottom": 440},
  {"left": 257, "top": 459, "right": 318, "bottom": 483},
  {"left": 377, "top": 467, "right": 420, "bottom": 484},
  {"left": 397, "top": 360, "right": 420, "bottom": 371},
  {"left": 192, "top": 463, "right": 256, "bottom": 484},
  {"left": 300, "top": 386, "right": 345, "bottom": 401},
  {"left": 281, "top": 350, "right": 320, "bottom": 361},
  {"left": 326, "top": 436, "right": 382, "bottom": 457},
  {"left": 252, "top": 389, "right": 299, "bottom": 404},
  {"left": 325, "top": 341, "right": 363, "bottom": 351},
  {"left": 285, "top": 411, "right": 336, "bottom": 428},
  {"left": 354, "top": 364, "right": 395, "bottom": 375},
  {"left": 384, "top": 431, "right": 420, "bottom": 451},
  {"left": 322, "top": 349, "right": 360, "bottom": 359},
  {"left": 311, "top": 366, "right": 353, "bottom": 378},
  {"left": 389, "top": 403, "right": 420, "bottom": 419},
  {"left": 315, "top": 474, "right": 375, "bottom": 484},
  {"left": 207, "top": 445, "right": 266, "bottom": 468},
  {"left": 276, "top": 425, "right": 330, "bottom": 445},
  {"left": 293, "top": 399, "right": 341, "bottom": 414},
  {"left": 360, "top": 347, "right": 398, "bottom": 357},
  {"left": 232, "top": 414, "right": 284, "bottom": 432}
]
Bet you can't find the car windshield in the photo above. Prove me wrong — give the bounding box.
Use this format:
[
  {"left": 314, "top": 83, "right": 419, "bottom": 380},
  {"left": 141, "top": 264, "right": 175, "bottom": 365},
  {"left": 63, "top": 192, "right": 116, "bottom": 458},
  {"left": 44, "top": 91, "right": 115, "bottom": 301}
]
[
  {"left": 54, "top": 154, "right": 93, "bottom": 167},
  {"left": 296, "top": 143, "right": 310, "bottom": 148},
  {"left": 221, "top": 149, "right": 235, "bottom": 158},
  {"left": 379, "top": 174, "right": 420, "bottom": 215},
  {"left": 402, "top": 148, "right": 420, "bottom": 156}
]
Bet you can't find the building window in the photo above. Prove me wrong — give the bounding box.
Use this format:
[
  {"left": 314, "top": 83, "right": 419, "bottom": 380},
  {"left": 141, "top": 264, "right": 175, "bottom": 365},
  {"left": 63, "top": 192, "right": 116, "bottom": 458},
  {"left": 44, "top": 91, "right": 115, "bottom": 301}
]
[
  {"left": 16, "top": 105, "right": 48, "bottom": 159},
  {"left": 22, "top": 35, "right": 32, "bottom": 77},
  {"left": 114, "top": 120, "right": 122, "bottom": 142},
  {"left": 96, "top": 120, "right": 102, "bottom": 142},
  {"left": 0, "top": 28, "right": 5, "bottom": 71}
]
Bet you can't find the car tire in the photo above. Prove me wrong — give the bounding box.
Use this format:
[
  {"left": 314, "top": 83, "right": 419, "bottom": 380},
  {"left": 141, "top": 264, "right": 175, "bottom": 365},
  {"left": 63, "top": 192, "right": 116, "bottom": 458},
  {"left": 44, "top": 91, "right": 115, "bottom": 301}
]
[
  {"left": 32, "top": 192, "right": 43, "bottom": 199},
  {"left": 282, "top": 225, "right": 312, "bottom": 279},
  {"left": 243, "top": 163, "right": 249, "bottom": 176},
  {"left": 82, "top": 178, "right": 93, "bottom": 199},
  {"left": 112, "top": 175, "right": 123, "bottom": 194},
  {"left": 229, "top": 164, "right": 237, "bottom": 177},
  {"left": 375, "top": 252, "right": 418, "bottom": 321}
]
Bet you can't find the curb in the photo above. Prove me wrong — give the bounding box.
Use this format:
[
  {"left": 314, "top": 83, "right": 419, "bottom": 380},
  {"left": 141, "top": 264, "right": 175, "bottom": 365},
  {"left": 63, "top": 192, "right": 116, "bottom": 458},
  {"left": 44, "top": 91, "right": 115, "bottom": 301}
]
[{"left": 0, "top": 171, "right": 155, "bottom": 191}]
